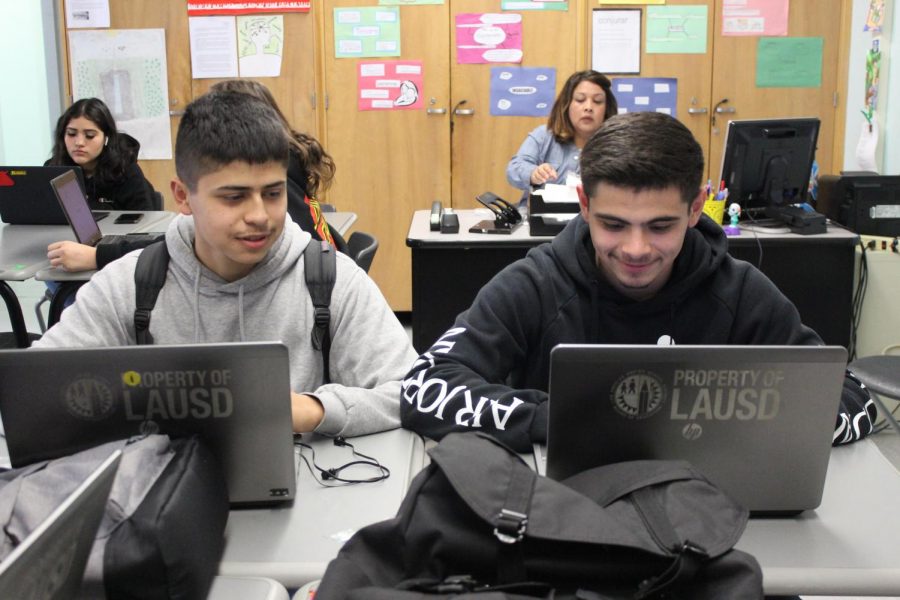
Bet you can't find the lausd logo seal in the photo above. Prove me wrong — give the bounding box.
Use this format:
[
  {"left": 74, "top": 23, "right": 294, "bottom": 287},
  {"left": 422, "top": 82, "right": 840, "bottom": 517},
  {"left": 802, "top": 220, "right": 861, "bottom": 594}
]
[
  {"left": 611, "top": 370, "right": 665, "bottom": 419},
  {"left": 63, "top": 376, "right": 115, "bottom": 420}
]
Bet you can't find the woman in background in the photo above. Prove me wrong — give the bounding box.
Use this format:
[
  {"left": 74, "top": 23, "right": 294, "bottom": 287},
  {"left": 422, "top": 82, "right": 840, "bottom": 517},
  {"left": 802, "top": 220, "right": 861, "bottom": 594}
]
[
  {"left": 506, "top": 70, "right": 617, "bottom": 204},
  {"left": 46, "top": 97, "right": 157, "bottom": 272},
  {"left": 210, "top": 79, "right": 340, "bottom": 248}
]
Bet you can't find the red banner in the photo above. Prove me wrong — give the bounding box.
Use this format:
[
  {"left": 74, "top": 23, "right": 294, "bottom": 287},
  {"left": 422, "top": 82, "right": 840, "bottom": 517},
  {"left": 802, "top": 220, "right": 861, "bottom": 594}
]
[{"left": 187, "top": 1, "right": 310, "bottom": 16}]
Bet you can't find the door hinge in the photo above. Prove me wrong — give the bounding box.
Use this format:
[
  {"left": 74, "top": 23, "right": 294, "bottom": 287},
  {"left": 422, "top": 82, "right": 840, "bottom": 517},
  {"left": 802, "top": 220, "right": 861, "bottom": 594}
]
[
  {"left": 833, "top": 92, "right": 839, "bottom": 108},
  {"left": 325, "top": 93, "right": 329, "bottom": 111}
]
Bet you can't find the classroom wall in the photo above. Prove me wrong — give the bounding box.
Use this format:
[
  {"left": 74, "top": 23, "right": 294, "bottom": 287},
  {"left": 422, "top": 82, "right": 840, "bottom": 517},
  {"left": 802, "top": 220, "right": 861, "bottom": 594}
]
[
  {"left": 843, "top": 0, "right": 893, "bottom": 173},
  {"left": 886, "top": 1, "right": 900, "bottom": 173},
  {"left": 0, "top": 0, "right": 61, "bottom": 165}
]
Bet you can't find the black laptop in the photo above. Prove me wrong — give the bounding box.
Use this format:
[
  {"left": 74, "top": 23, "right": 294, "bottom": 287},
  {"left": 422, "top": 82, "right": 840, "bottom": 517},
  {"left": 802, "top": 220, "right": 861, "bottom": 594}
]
[
  {"left": 541, "top": 344, "right": 848, "bottom": 515},
  {"left": 0, "top": 342, "right": 296, "bottom": 506},
  {"left": 0, "top": 166, "right": 88, "bottom": 225},
  {"left": 0, "top": 449, "right": 120, "bottom": 599}
]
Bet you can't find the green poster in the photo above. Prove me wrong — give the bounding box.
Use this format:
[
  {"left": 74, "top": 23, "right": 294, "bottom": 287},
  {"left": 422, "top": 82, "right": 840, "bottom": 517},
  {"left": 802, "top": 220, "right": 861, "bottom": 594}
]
[
  {"left": 756, "top": 37, "right": 823, "bottom": 88},
  {"left": 501, "top": 0, "right": 568, "bottom": 11},
  {"left": 646, "top": 5, "right": 707, "bottom": 54},
  {"left": 334, "top": 7, "right": 401, "bottom": 58}
]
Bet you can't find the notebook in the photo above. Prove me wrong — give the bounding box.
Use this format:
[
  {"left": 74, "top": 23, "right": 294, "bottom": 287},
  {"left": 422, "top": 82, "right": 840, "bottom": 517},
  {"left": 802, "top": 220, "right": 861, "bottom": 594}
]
[
  {"left": 0, "top": 166, "right": 88, "bottom": 225},
  {"left": 50, "top": 169, "right": 138, "bottom": 247},
  {"left": 0, "top": 342, "right": 296, "bottom": 506},
  {"left": 0, "top": 449, "right": 121, "bottom": 599},
  {"left": 541, "top": 344, "right": 848, "bottom": 515}
]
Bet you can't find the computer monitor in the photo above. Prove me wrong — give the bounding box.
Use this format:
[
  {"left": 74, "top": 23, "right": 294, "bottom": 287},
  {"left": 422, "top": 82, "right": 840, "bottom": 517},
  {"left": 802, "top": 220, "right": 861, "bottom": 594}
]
[{"left": 718, "top": 118, "right": 820, "bottom": 213}]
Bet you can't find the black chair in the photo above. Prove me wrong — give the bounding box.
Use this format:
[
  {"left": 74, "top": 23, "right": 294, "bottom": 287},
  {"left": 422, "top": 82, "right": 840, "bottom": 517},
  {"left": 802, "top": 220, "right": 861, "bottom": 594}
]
[
  {"left": 848, "top": 351, "right": 900, "bottom": 436},
  {"left": 1, "top": 283, "right": 41, "bottom": 348},
  {"left": 346, "top": 232, "right": 378, "bottom": 273},
  {"left": 319, "top": 203, "right": 337, "bottom": 213},
  {"left": 151, "top": 191, "right": 164, "bottom": 210}
]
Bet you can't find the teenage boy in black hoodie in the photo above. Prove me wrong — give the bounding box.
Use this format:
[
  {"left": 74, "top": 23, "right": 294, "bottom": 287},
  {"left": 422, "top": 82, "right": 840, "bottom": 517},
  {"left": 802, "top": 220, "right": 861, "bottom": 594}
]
[{"left": 400, "top": 111, "right": 875, "bottom": 452}]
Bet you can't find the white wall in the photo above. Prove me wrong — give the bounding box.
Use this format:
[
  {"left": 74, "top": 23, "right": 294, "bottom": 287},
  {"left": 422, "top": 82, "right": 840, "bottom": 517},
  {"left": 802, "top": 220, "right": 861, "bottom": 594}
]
[
  {"left": 0, "top": 0, "right": 61, "bottom": 165},
  {"left": 843, "top": 0, "right": 893, "bottom": 173},
  {"left": 885, "top": 1, "right": 900, "bottom": 173}
]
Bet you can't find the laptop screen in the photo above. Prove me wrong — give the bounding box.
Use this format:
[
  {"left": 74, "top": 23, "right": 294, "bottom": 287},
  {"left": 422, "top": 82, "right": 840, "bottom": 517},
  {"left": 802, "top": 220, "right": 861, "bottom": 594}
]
[{"left": 50, "top": 170, "right": 101, "bottom": 245}]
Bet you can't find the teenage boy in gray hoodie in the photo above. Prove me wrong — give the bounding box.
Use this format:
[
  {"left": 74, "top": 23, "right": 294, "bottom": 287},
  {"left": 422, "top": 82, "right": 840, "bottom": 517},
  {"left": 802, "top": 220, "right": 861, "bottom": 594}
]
[{"left": 34, "top": 91, "right": 418, "bottom": 438}]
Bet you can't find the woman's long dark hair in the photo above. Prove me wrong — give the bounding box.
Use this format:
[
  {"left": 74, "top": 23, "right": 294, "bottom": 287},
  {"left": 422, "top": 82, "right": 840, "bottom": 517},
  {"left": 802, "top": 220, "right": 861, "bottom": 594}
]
[{"left": 48, "top": 98, "right": 135, "bottom": 188}]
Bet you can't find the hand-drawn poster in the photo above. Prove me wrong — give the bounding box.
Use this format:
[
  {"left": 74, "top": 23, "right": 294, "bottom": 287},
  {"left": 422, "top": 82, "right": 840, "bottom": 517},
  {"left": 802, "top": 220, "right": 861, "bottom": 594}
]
[
  {"left": 865, "top": 38, "right": 881, "bottom": 112},
  {"left": 490, "top": 67, "right": 556, "bottom": 117},
  {"left": 68, "top": 29, "right": 172, "bottom": 159},
  {"left": 646, "top": 5, "right": 707, "bottom": 54},
  {"left": 722, "top": 0, "right": 788, "bottom": 36},
  {"left": 456, "top": 13, "right": 523, "bottom": 64},
  {"left": 358, "top": 60, "right": 423, "bottom": 111},
  {"left": 612, "top": 77, "right": 677, "bottom": 117},
  {"left": 756, "top": 37, "right": 822, "bottom": 87},
  {"left": 187, "top": 0, "right": 309, "bottom": 15},
  {"left": 379, "top": 0, "right": 443, "bottom": 4},
  {"left": 238, "top": 14, "right": 284, "bottom": 77},
  {"left": 334, "top": 7, "right": 401, "bottom": 58}
]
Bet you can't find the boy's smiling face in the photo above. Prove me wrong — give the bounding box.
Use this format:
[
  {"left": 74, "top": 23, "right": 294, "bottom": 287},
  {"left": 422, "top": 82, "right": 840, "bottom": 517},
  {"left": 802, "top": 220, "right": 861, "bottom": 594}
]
[{"left": 171, "top": 160, "right": 287, "bottom": 282}]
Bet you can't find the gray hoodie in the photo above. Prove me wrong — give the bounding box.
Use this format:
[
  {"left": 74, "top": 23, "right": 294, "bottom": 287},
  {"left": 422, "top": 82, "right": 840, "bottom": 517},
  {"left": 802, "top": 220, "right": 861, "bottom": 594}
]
[{"left": 34, "top": 214, "right": 417, "bottom": 437}]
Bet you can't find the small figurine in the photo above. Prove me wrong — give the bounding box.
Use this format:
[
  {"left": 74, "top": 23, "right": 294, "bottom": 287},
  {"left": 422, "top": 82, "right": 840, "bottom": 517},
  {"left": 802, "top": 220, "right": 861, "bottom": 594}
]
[{"left": 724, "top": 202, "right": 741, "bottom": 236}]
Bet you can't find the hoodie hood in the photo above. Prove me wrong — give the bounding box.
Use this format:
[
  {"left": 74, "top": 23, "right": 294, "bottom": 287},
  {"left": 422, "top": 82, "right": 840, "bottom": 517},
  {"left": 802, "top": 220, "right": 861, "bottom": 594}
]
[{"left": 165, "top": 212, "right": 310, "bottom": 341}]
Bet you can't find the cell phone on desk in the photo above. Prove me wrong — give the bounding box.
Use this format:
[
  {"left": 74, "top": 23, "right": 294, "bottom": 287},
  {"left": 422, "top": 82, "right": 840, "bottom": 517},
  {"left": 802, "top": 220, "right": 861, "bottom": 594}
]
[{"left": 114, "top": 213, "right": 143, "bottom": 224}]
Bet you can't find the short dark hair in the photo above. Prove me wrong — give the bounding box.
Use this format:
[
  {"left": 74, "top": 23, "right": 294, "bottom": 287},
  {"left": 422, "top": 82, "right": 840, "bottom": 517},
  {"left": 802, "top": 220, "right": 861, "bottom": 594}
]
[
  {"left": 547, "top": 70, "right": 618, "bottom": 144},
  {"left": 175, "top": 91, "right": 290, "bottom": 191},
  {"left": 580, "top": 112, "right": 704, "bottom": 204}
]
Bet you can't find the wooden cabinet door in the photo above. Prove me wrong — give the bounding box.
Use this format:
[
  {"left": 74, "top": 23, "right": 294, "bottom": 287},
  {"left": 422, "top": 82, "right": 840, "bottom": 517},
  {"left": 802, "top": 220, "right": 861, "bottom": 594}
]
[
  {"left": 449, "top": 1, "right": 580, "bottom": 208},
  {"left": 586, "top": 0, "right": 715, "bottom": 176},
  {"left": 708, "top": 0, "right": 846, "bottom": 177},
  {"left": 322, "top": 0, "right": 451, "bottom": 310}
]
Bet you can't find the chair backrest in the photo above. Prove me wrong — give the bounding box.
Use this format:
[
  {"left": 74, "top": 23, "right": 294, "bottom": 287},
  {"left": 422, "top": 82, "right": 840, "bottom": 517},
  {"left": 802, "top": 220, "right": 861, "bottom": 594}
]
[
  {"left": 347, "top": 231, "right": 378, "bottom": 273},
  {"left": 319, "top": 203, "right": 337, "bottom": 213},
  {"left": 151, "top": 190, "right": 164, "bottom": 210}
]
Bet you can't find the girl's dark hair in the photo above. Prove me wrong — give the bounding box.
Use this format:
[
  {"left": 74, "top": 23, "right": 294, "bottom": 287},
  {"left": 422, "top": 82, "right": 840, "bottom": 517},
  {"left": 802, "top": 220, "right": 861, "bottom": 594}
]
[
  {"left": 210, "top": 79, "right": 336, "bottom": 198},
  {"left": 48, "top": 98, "right": 135, "bottom": 189},
  {"left": 547, "top": 70, "right": 618, "bottom": 144}
]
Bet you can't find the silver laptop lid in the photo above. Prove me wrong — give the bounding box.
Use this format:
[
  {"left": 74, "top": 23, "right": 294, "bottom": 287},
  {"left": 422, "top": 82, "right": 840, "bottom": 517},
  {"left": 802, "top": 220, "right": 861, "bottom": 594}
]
[
  {"left": 546, "top": 344, "right": 847, "bottom": 514},
  {"left": 0, "top": 342, "right": 295, "bottom": 506},
  {"left": 0, "top": 449, "right": 120, "bottom": 599},
  {"left": 50, "top": 169, "right": 102, "bottom": 245}
]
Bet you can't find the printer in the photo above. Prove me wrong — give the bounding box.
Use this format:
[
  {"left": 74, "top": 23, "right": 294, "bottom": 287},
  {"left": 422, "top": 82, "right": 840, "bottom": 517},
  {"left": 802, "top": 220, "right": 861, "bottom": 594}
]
[
  {"left": 528, "top": 184, "right": 580, "bottom": 236},
  {"left": 817, "top": 173, "right": 900, "bottom": 236}
]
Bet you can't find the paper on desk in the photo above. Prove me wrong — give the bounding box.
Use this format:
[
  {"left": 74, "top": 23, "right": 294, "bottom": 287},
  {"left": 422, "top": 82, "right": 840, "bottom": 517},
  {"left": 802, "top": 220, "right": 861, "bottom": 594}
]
[{"left": 537, "top": 183, "right": 580, "bottom": 204}]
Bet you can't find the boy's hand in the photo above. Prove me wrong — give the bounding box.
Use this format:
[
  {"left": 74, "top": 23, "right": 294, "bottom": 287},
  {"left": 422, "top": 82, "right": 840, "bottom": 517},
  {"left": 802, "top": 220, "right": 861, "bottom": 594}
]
[
  {"left": 47, "top": 241, "right": 98, "bottom": 271},
  {"left": 291, "top": 392, "right": 325, "bottom": 433}
]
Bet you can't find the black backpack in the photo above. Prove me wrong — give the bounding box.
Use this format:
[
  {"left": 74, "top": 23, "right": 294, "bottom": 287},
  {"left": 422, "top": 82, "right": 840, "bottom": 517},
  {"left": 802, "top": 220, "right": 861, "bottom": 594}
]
[
  {"left": 315, "top": 432, "right": 764, "bottom": 600},
  {"left": 133, "top": 239, "right": 336, "bottom": 382}
]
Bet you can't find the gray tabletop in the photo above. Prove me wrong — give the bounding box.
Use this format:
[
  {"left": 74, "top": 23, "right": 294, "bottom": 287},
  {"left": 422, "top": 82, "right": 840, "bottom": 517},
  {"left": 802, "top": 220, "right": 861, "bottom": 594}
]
[
  {"left": 324, "top": 212, "right": 356, "bottom": 237},
  {"left": 218, "top": 428, "right": 425, "bottom": 588}
]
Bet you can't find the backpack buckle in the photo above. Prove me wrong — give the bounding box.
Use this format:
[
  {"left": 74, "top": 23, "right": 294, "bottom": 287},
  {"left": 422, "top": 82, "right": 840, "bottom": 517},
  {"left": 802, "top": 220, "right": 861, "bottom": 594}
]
[
  {"left": 314, "top": 306, "right": 330, "bottom": 328},
  {"left": 493, "top": 508, "right": 528, "bottom": 544},
  {"left": 134, "top": 308, "right": 151, "bottom": 331}
]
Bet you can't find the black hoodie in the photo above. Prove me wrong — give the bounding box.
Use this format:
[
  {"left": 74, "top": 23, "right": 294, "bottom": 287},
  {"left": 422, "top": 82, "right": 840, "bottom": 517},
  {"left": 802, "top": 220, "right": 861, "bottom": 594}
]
[{"left": 401, "top": 214, "right": 874, "bottom": 451}]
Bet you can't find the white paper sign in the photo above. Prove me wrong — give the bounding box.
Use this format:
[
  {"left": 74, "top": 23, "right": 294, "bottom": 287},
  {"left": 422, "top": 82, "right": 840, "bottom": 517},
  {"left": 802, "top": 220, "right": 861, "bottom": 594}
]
[
  {"left": 189, "top": 17, "right": 239, "bottom": 79},
  {"left": 592, "top": 9, "right": 641, "bottom": 74},
  {"left": 65, "top": 0, "right": 110, "bottom": 29}
]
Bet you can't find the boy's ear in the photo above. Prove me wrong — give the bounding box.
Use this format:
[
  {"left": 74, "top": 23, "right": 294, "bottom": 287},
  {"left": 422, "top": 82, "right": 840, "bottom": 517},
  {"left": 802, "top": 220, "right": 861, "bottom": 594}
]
[
  {"left": 170, "top": 178, "right": 192, "bottom": 215},
  {"left": 577, "top": 184, "right": 590, "bottom": 221},
  {"left": 687, "top": 187, "right": 706, "bottom": 227}
]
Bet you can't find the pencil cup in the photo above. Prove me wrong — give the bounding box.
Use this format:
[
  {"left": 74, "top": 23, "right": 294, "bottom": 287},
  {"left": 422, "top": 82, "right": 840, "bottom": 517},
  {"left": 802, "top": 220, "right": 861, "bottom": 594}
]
[{"left": 703, "top": 198, "right": 726, "bottom": 225}]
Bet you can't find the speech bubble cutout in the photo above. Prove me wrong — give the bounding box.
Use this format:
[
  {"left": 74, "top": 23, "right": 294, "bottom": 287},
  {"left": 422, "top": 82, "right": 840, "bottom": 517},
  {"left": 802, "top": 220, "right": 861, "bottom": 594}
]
[
  {"left": 483, "top": 49, "right": 523, "bottom": 62},
  {"left": 473, "top": 26, "right": 506, "bottom": 46}
]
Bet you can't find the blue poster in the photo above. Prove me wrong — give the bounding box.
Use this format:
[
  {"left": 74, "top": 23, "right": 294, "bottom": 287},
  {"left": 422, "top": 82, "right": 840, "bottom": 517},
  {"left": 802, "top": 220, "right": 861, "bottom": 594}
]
[
  {"left": 611, "top": 77, "right": 677, "bottom": 118},
  {"left": 490, "top": 67, "right": 556, "bottom": 117}
]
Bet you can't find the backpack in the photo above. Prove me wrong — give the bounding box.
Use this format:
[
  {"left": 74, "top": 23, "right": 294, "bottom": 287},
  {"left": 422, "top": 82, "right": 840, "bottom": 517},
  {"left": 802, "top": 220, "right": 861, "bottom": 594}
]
[
  {"left": 0, "top": 434, "right": 229, "bottom": 599},
  {"left": 314, "top": 432, "right": 764, "bottom": 600},
  {"left": 133, "top": 238, "right": 336, "bottom": 382}
]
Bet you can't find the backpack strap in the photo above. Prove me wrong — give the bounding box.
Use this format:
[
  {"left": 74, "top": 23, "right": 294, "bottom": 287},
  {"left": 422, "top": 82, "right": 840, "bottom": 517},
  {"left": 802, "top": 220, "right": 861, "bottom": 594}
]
[
  {"left": 133, "top": 241, "right": 170, "bottom": 346},
  {"left": 305, "top": 239, "right": 336, "bottom": 384}
]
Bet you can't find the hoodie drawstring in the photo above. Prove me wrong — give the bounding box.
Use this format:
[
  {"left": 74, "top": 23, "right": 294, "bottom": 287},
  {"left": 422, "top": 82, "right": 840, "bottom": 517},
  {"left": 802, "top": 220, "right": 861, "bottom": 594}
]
[
  {"left": 192, "top": 264, "right": 201, "bottom": 343},
  {"left": 238, "top": 285, "right": 246, "bottom": 341}
]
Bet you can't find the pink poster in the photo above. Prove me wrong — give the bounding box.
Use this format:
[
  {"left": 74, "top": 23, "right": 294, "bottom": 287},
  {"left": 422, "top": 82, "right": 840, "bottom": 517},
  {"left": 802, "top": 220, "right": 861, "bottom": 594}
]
[
  {"left": 722, "top": 0, "right": 789, "bottom": 36},
  {"left": 456, "top": 13, "right": 523, "bottom": 64},
  {"left": 358, "top": 61, "right": 424, "bottom": 111}
]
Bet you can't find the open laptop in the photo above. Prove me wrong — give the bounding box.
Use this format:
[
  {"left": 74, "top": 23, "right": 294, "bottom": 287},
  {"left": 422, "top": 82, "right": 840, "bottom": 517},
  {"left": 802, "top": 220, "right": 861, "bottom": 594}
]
[
  {"left": 0, "top": 166, "right": 93, "bottom": 225},
  {"left": 540, "top": 344, "right": 848, "bottom": 515},
  {"left": 0, "top": 342, "right": 296, "bottom": 506},
  {"left": 0, "top": 449, "right": 121, "bottom": 599},
  {"left": 50, "top": 169, "right": 144, "bottom": 247}
]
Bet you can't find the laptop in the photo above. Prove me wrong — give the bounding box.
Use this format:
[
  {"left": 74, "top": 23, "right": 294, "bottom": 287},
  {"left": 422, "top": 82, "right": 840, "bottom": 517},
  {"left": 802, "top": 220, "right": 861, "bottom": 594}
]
[
  {"left": 0, "top": 449, "right": 121, "bottom": 599},
  {"left": 541, "top": 344, "right": 848, "bottom": 515},
  {"left": 50, "top": 169, "right": 143, "bottom": 247},
  {"left": 0, "top": 166, "right": 90, "bottom": 225},
  {"left": 0, "top": 342, "right": 296, "bottom": 506}
]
